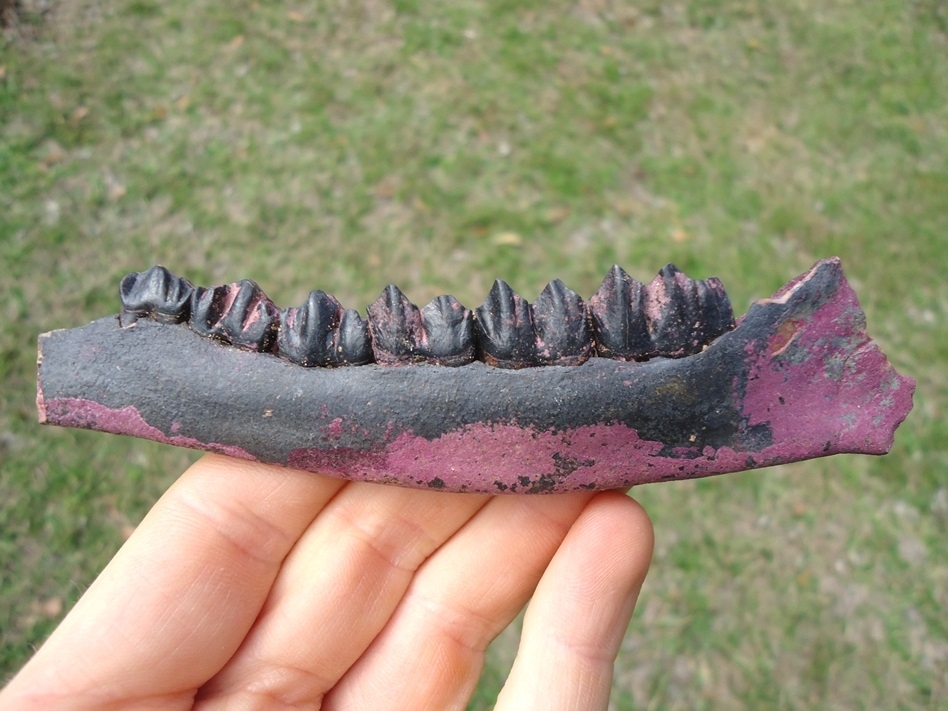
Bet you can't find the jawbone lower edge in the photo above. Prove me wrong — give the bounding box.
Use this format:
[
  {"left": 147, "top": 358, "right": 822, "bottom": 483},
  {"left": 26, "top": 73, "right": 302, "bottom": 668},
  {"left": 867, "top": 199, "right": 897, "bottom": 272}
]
[{"left": 36, "top": 258, "right": 914, "bottom": 494}]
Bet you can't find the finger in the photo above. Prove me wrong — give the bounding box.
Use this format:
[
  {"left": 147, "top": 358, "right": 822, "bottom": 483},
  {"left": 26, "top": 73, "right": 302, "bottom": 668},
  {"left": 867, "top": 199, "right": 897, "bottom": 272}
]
[
  {"left": 321, "top": 490, "right": 598, "bottom": 711},
  {"left": 195, "top": 482, "right": 490, "bottom": 709},
  {"left": 1, "top": 454, "right": 344, "bottom": 709},
  {"left": 495, "top": 492, "right": 653, "bottom": 711}
]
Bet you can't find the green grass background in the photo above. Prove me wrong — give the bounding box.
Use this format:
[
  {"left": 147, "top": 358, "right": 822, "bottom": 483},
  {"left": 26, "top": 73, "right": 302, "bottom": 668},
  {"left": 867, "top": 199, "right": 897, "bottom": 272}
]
[{"left": 2, "top": 1, "right": 946, "bottom": 708}]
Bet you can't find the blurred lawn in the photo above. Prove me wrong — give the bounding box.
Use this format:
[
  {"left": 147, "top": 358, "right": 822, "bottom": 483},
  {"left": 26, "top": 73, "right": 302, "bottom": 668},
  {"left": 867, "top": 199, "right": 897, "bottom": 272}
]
[{"left": 2, "top": 1, "right": 946, "bottom": 708}]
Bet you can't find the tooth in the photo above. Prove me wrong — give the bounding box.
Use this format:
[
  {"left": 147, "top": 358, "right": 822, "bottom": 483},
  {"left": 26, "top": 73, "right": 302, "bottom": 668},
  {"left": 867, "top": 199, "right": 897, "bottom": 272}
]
[
  {"left": 646, "top": 264, "right": 734, "bottom": 358},
  {"left": 474, "top": 280, "right": 536, "bottom": 368},
  {"left": 189, "top": 280, "right": 279, "bottom": 352},
  {"left": 119, "top": 265, "right": 194, "bottom": 326},
  {"left": 336, "top": 308, "right": 374, "bottom": 365},
  {"left": 189, "top": 285, "right": 229, "bottom": 340},
  {"left": 695, "top": 277, "right": 736, "bottom": 349},
  {"left": 277, "top": 290, "right": 343, "bottom": 366},
  {"left": 367, "top": 284, "right": 425, "bottom": 365},
  {"left": 532, "top": 279, "right": 591, "bottom": 365},
  {"left": 588, "top": 265, "right": 652, "bottom": 360},
  {"left": 419, "top": 295, "right": 474, "bottom": 366}
]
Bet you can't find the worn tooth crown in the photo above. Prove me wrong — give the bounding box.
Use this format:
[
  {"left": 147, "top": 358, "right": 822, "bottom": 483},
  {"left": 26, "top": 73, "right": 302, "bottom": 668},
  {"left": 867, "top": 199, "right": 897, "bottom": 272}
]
[
  {"left": 588, "top": 265, "right": 652, "bottom": 360},
  {"left": 646, "top": 264, "right": 735, "bottom": 358},
  {"left": 336, "top": 309, "right": 374, "bottom": 365},
  {"left": 367, "top": 284, "right": 426, "bottom": 365},
  {"left": 119, "top": 265, "right": 195, "bottom": 326},
  {"left": 532, "top": 279, "right": 591, "bottom": 365},
  {"left": 588, "top": 263, "right": 735, "bottom": 360},
  {"left": 278, "top": 290, "right": 343, "bottom": 366},
  {"left": 475, "top": 280, "right": 537, "bottom": 369},
  {"left": 190, "top": 280, "right": 279, "bottom": 352},
  {"left": 420, "top": 295, "right": 475, "bottom": 366},
  {"left": 121, "top": 263, "right": 736, "bottom": 367}
]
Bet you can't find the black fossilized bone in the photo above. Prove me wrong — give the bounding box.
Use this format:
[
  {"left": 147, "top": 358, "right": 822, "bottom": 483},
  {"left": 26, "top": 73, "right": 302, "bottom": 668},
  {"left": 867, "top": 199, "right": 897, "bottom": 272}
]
[{"left": 37, "top": 258, "right": 914, "bottom": 494}]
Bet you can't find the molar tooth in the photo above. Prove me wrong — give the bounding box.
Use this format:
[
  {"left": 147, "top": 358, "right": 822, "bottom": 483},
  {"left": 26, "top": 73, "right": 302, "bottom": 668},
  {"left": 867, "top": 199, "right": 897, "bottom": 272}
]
[
  {"left": 695, "top": 277, "right": 736, "bottom": 349},
  {"left": 646, "top": 264, "right": 734, "bottom": 358},
  {"left": 367, "top": 284, "right": 425, "bottom": 365},
  {"left": 336, "top": 308, "right": 373, "bottom": 366},
  {"left": 588, "top": 265, "right": 652, "bottom": 360},
  {"left": 419, "top": 295, "right": 474, "bottom": 366},
  {"left": 277, "top": 290, "right": 343, "bottom": 366},
  {"left": 119, "top": 265, "right": 194, "bottom": 326},
  {"left": 474, "top": 280, "right": 536, "bottom": 368},
  {"left": 532, "top": 279, "right": 591, "bottom": 366}
]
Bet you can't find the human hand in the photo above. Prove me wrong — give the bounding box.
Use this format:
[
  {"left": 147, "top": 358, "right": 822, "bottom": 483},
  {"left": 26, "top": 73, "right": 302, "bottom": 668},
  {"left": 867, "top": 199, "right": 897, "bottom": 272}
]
[{"left": 1, "top": 454, "right": 652, "bottom": 710}]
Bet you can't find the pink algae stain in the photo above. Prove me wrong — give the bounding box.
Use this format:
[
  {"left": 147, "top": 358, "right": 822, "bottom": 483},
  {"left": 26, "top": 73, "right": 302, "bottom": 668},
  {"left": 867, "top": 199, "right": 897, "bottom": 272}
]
[
  {"left": 287, "top": 422, "right": 781, "bottom": 494},
  {"left": 738, "top": 275, "right": 914, "bottom": 458},
  {"left": 42, "top": 397, "right": 256, "bottom": 461}
]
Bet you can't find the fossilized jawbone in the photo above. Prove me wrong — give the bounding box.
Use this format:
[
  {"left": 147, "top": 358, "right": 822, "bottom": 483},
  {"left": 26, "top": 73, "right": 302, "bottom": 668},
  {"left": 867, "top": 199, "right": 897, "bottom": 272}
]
[{"left": 36, "top": 258, "right": 914, "bottom": 494}]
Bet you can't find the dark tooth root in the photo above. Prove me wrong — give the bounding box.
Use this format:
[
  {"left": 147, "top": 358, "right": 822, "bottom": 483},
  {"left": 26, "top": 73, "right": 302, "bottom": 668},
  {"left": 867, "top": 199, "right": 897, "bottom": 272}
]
[
  {"left": 277, "top": 290, "right": 344, "bottom": 367},
  {"left": 367, "top": 285, "right": 426, "bottom": 365},
  {"left": 532, "top": 279, "right": 591, "bottom": 366},
  {"left": 474, "top": 280, "right": 537, "bottom": 369},
  {"left": 190, "top": 280, "right": 279, "bottom": 352},
  {"left": 646, "top": 264, "right": 735, "bottom": 358},
  {"left": 336, "top": 309, "right": 374, "bottom": 365},
  {"left": 119, "top": 265, "right": 195, "bottom": 326},
  {"left": 588, "top": 266, "right": 652, "bottom": 360},
  {"left": 419, "top": 295, "right": 475, "bottom": 366}
]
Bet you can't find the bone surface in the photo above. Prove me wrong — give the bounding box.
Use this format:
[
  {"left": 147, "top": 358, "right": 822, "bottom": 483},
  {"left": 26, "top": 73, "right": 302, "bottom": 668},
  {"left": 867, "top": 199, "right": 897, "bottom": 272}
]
[{"left": 39, "top": 258, "right": 914, "bottom": 493}]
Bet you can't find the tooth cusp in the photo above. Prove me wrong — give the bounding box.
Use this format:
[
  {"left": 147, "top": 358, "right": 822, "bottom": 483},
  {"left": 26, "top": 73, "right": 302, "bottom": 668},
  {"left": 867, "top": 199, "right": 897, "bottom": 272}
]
[
  {"left": 588, "top": 265, "right": 652, "bottom": 360},
  {"left": 123, "top": 263, "right": 735, "bottom": 367},
  {"left": 420, "top": 295, "right": 475, "bottom": 366},
  {"left": 646, "top": 264, "right": 735, "bottom": 358},
  {"left": 368, "top": 284, "right": 426, "bottom": 365},
  {"left": 589, "top": 263, "right": 734, "bottom": 360},
  {"left": 278, "top": 290, "right": 343, "bottom": 366},
  {"left": 475, "top": 280, "right": 537, "bottom": 369},
  {"left": 190, "top": 280, "right": 279, "bottom": 352},
  {"left": 119, "top": 265, "right": 195, "bottom": 326},
  {"left": 336, "top": 309, "right": 374, "bottom": 365},
  {"left": 532, "top": 279, "right": 591, "bottom": 366}
]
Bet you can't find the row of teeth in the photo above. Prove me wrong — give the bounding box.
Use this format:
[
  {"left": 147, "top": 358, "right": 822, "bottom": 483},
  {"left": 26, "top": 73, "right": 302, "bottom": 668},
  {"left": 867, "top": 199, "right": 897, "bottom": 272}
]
[{"left": 118, "top": 265, "right": 736, "bottom": 368}]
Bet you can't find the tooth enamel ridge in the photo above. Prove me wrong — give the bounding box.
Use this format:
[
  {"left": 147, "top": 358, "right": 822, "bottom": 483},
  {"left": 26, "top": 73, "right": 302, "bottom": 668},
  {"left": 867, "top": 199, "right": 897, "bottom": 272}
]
[
  {"left": 119, "top": 265, "right": 195, "bottom": 326},
  {"left": 474, "top": 280, "right": 538, "bottom": 369},
  {"left": 189, "top": 280, "right": 280, "bottom": 352},
  {"left": 532, "top": 279, "right": 591, "bottom": 366},
  {"left": 119, "top": 264, "right": 736, "bottom": 367},
  {"left": 589, "top": 263, "right": 736, "bottom": 361}
]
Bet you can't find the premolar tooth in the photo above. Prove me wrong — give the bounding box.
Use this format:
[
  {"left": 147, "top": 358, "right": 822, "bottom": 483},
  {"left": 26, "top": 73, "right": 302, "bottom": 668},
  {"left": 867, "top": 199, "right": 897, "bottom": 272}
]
[
  {"left": 474, "top": 280, "right": 536, "bottom": 368},
  {"left": 277, "top": 290, "right": 343, "bottom": 366},
  {"left": 419, "top": 295, "right": 474, "bottom": 366},
  {"left": 190, "top": 280, "right": 279, "bottom": 352},
  {"left": 367, "top": 284, "right": 425, "bottom": 365},
  {"left": 532, "top": 279, "right": 591, "bottom": 366},
  {"left": 119, "top": 265, "right": 194, "bottom": 326},
  {"left": 588, "top": 265, "right": 652, "bottom": 360}
]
